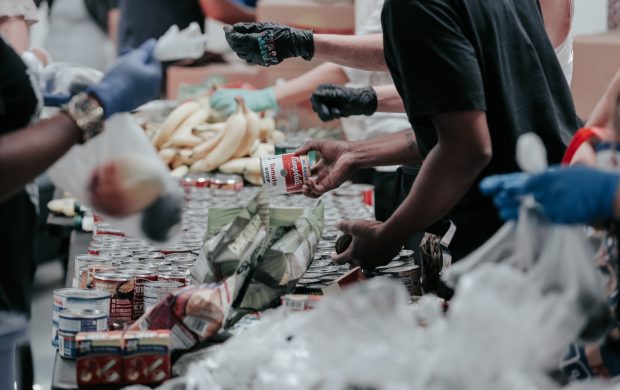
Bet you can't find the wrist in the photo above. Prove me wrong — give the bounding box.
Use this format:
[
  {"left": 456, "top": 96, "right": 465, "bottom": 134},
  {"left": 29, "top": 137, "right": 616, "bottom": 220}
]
[
  {"left": 378, "top": 218, "right": 410, "bottom": 248},
  {"left": 356, "top": 87, "right": 377, "bottom": 116}
]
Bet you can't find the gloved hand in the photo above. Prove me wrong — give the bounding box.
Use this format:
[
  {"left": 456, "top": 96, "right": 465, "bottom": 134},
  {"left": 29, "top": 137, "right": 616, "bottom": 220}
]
[
  {"left": 211, "top": 88, "right": 278, "bottom": 116},
  {"left": 481, "top": 166, "right": 620, "bottom": 224},
  {"left": 154, "top": 22, "right": 208, "bottom": 62},
  {"left": 311, "top": 84, "right": 377, "bottom": 122},
  {"left": 223, "top": 22, "right": 314, "bottom": 67},
  {"left": 87, "top": 39, "right": 162, "bottom": 119}
]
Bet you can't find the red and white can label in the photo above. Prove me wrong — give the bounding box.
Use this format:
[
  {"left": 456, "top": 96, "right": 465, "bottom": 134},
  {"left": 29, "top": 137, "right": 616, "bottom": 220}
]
[{"left": 260, "top": 154, "right": 310, "bottom": 194}]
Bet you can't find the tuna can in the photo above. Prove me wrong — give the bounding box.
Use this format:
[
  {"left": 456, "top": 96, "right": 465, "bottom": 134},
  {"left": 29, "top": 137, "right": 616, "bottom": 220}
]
[
  {"left": 58, "top": 309, "right": 108, "bottom": 335},
  {"left": 135, "top": 252, "right": 166, "bottom": 261},
  {"left": 164, "top": 253, "right": 197, "bottom": 263},
  {"left": 79, "top": 264, "right": 116, "bottom": 289},
  {"left": 74, "top": 254, "right": 112, "bottom": 280},
  {"left": 99, "top": 250, "right": 133, "bottom": 259},
  {"left": 93, "top": 272, "right": 136, "bottom": 330},
  {"left": 157, "top": 270, "right": 190, "bottom": 286},
  {"left": 121, "top": 269, "right": 158, "bottom": 320},
  {"left": 210, "top": 174, "right": 244, "bottom": 191},
  {"left": 389, "top": 265, "right": 422, "bottom": 297},
  {"left": 52, "top": 288, "right": 110, "bottom": 348},
  {"left": 143, "top": 281, "right": 183, "bottom": 312},
  {"left": 260, "top": 153, "right": 310, "bottom": 194}
]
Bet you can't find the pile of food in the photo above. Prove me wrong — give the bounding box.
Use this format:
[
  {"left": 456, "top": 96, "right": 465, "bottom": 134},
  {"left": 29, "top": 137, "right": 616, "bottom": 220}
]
[{"left": 146, "top": 96, "right": 286, "bottom": 184}]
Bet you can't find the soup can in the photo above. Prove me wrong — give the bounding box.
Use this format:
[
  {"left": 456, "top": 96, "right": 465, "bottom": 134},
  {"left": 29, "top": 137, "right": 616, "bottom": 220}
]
[
  {"left": 58, "top": 330, "right": 79, "bottom": 359},
  {"left": 93, "top": 272, "right": 136, "bottom": 330},
  {"left": 211, "top": 174, "right": 244, "bottom": 191},
  {"left": 52, "top": 288, "right": 110, "bottom": 348},
  {"left": 260, "top": 153, "right": 310, "bottom": 194},
  {"left": 143, "top": 281, "right": 183, "bottom": 312},
  {"left": 122, "top": 269, "right": 158, "bottom": 320},
  {"left": 157, "top": 270, "right": 190, "bottom": 287},
  {"left": 74, "top": 254, "right": 112, "bottom": 280},
  {"left": 389, "top": 265, "right": 422, "bottom": 297},
  {"left": 78, "top": 264, "right": 116, "bottom": 289}
]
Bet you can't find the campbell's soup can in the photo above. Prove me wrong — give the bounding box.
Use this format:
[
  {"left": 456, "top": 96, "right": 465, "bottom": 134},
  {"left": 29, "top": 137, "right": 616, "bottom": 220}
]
[
  {"left": 260, "top": 153, "right": 310, "bottom": 194},
  {"left": 122, "top": 269, "right": 158, "bottom": 320},
  {"left": 93, "top": 272, "right": 135, "bottom": 330},
  {"left": 79, "top": 264, "right": 116, "bottom": 289}
]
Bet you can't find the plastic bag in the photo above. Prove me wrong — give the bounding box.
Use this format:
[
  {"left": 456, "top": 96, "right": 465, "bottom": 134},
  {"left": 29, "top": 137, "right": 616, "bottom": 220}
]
[
  {"left": 154, "top": 22, "right": 208, "bottom": 62},
  {"left": 47, "top": 114, "right": 183, "bottom": 243}
]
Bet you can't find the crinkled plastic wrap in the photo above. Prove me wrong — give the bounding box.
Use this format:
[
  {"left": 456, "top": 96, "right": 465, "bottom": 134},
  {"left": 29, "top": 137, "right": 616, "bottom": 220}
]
[
  {"left": 47, "top": 114, "right": 184, "bottom": 243},
  {"left": 191, "top": 193, "right": 324, "bottom": 318},
  {"left": 149, "top": 273, "right": 620, "bottom": 390}
]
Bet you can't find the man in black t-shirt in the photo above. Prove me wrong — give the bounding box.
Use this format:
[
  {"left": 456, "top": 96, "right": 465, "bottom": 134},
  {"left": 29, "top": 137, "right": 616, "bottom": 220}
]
[{"left": 223, "top": 0, "right": 580, "bottom": 268}]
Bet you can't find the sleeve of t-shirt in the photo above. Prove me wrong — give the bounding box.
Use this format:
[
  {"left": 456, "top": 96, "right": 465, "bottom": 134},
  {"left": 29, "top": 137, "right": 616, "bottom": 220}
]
[{"left": 382, "top": 0, "right": 486, "bottom": 117}]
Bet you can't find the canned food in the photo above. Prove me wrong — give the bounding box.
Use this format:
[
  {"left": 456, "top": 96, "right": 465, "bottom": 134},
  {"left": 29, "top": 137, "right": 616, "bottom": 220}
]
[
  {"left": 135, "top": 252, "right": 166, "bottom": 261},
  {"left": 74, "top": 254, "right": 112, "bottom": 280},
  {"left": 260, "top": 153, "right": 310, "bottom": 194},
  {"left": 79, "top": 264, "right": 116, "bottom": 289},
  {"left": 210, "top": 174, "right": 243, "bottom": 191},
  {"left": 59, "top": 310, "right": 108, "bottom": 335},
  {"left": 93, "top": 272, "right": 136, "bottom": 330},
  {"left": 181, "top": 173, "right": 213, "bottom": 189},
  {"left": 397, "top": 249, "right": 416, "bottom": 262},
  {"left": 58, "top": 330, "right": 78, "bottom": 359},
  {"left": 164, "top": 253, "right": 197, "bottom": 262},
  {"left": 143, "top": 281, "right": 183, "bottom": 312},
  {"left": 375, "top": 261, "right": 407, "bottom": 273},
  {"left": 157, "top": 270, "right": 190, "bottom": 286},
  {"left": 122, "top": 269, "right": 158, "bottom": 320},
  {"left": 159, "top": 246, "right": 192, "bottom": 255},
  {"left": 52, "top": 289, "right": 110, "bottom": 348},
  {"left": 99, "top": 250, "right": 133, "bottom": 259},
  {"left": 92, "top": 235, "right": 124, "bottom": 243},
  {"left": 389, "top": 265, "right": 422, "bottom": 297}
]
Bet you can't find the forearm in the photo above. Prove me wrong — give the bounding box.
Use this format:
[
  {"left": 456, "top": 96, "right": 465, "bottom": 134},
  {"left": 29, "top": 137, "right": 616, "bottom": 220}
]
[
  {"left": 200, "top": 0, "right": 255, "bottom": 24},
  {"left": 108, "top": 9, "right": 120, "bottom": 48},
  {"left": 313, "top": 33, "right": 387, "bottom": 71},
  {"left": 274, "top": 62, "right": 348, "bottom": 106},
  {"left": 375, "top": 84, "right": 405, "bottom": 113},
  {"left": 0, "top": 113, "right": 81, "bottom": 201},
  {"left": 381, "top": 143, "right": 488, "bottom": 243},
  {"left": 351, "top": 129, "right": 422, "bottom": 168}
]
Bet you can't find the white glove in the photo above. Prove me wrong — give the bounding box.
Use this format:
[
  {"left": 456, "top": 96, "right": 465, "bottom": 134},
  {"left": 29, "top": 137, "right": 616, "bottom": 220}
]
[{"left": 154, "top": 22, "right": 208, "bottom": 62}]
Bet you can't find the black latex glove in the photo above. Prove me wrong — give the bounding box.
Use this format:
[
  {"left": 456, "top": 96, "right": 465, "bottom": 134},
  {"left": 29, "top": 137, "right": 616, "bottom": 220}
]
[
  {"left": 223, "top": 22, "right": 314, "bottom": 67},
  {"left": 311, "top": 84, "right": 378, "bottom": 122}
]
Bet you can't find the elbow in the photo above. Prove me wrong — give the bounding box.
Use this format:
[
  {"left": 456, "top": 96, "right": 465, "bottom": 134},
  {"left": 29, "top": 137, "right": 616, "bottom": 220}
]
[{"left": 465, "top": 143, "right": 492, "bottom": 174}]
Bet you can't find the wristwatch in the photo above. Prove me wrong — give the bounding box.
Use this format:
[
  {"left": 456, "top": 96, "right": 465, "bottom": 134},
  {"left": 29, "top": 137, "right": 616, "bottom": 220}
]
[{"left": 62, "top": 92, "right": 105, "bottom": 144}]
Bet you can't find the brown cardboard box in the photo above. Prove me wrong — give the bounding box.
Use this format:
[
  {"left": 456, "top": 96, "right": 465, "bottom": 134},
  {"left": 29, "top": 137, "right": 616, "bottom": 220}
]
[
  {"left": 572, "top": 29, "right": 620, "bottom": 120},
  {"left": 166, "top": 64, "right": 268, "bottom": 100}
]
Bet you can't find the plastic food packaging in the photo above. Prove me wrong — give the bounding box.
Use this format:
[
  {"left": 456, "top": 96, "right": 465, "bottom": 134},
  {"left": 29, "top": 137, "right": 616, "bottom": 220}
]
[{"left": 47, "top": 114, "right": 184, "bottom": 243}]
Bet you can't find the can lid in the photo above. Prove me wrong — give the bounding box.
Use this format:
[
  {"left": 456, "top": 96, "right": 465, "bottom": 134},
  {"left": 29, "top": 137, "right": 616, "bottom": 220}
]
[
  {"left": 93, "top": 272, "right": 133, "bottom": 281},
  {"left": 53, "top": 288, "right": 111, "bottom": 300}
]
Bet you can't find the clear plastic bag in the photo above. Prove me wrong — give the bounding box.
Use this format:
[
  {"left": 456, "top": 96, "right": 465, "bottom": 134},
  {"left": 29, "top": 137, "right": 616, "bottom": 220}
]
[{"left": 47, "top": 114, "right": 183, "bottom": 243}]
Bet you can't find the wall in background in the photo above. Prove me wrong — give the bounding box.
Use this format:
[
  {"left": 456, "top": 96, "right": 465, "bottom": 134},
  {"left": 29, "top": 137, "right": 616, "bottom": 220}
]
[{"left": 573, "top": 0, "right": 608, "bottom": 36}]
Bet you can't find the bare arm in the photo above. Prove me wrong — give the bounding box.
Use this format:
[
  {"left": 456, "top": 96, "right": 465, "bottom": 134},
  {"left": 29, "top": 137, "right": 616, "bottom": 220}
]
[
  {"left": 312, "top": 33, "right": 387, "bottom": 72},
  {"left": 540, "top": 0, "right": 571, "bottom": 48},
  {"left": 274, "top": 62, "right": 349, "bottom": 106},
  {"left": 0, "top": 113, "right": 82, "bottom": 201},
  {"left": 0, "top": 16, "right": 29, "bottom": 53},
  {"left": 108, "top": 8, "right": 120, "bottom": 49},
  {"left": 352, "top": 129, "right": 422, "bottom": 168},
  {"left": 374, "top": 84, "right": 405, "bottom": 113},
  {"left": 199, "top": 0, "right": 255, "bottom": 24},
  {"left": 380, "top": 111, "right": 492, "bottom": 244}
]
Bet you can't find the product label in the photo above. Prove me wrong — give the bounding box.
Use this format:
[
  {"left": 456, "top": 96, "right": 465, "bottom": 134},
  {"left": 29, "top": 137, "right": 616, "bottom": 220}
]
[
  {"left": 95, "top": 280, "right": 134, "bottom": 329},
  {"left": 261, "top": 154, "right": 310, "bottom": 194}
]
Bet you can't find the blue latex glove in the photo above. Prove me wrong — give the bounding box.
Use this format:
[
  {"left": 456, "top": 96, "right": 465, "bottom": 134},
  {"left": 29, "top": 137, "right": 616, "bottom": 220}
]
[
  {"left": 43, "top": 93, "right": 72, "bottom": 107},
  {"left": 481, "top": 166, "right": 620, "bottom": 224},
  {"left": 210, "top": 88, "right": 278, "bottom": 116},
  {"left": 87, "top": 40, "right": 162, "bottom": 118}
]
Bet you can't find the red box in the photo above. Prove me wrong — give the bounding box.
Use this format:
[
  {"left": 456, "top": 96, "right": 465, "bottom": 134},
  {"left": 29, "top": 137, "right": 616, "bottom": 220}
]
[
  {"left": 76, "top": 331, "right": 123, "bottom": 386},
  {"left": 122, "top": 330, "right": 171, "bottom": 385}
]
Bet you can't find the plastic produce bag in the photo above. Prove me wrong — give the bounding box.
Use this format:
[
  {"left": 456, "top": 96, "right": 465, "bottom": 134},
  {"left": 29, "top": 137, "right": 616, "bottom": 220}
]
[
  {"left": 47, "top": 114, "right": 183, "bottom": 242},
  {"left": 444, "top": 200, "right": 611, "bottom": 344}
]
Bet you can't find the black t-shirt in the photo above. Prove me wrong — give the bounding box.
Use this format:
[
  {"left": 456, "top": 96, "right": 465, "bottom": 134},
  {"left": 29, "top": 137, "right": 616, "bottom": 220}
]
[
  {"left": 382, "top": 0, "right": 580, "bottom": 260},
  {"left": 0, "top": 38, "right": 39, "bottom": 314},
  {"left": 118, "top": 0, "right": 204, "bottom": 51}
]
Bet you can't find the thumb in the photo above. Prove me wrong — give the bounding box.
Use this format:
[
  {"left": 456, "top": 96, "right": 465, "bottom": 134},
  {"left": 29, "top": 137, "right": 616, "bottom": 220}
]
[
  {"left": 296, "top": 140, "right": 323, "bottom": 156},
  {"left": 336, "top": 219, "right": 357, "bottom": 235}
]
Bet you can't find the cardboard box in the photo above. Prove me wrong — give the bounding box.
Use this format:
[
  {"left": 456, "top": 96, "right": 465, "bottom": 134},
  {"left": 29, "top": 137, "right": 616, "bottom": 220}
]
[
  {"left": 76, "top": 331, "right": 123, "bottom": 386},
  {"left": 123, "top": 330, "right": 171, "bottom": 385},
  {"left": 256, "top": 0, "right": 355, "bottom": 35},
  {"left": 572, "top": 29, "right": 620, "bottom": 120}
]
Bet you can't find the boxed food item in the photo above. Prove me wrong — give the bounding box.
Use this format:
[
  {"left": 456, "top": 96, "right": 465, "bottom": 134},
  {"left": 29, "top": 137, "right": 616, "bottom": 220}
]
[
  {"left": 123, "top": 330, "right": 171, "bottom": 385},
  {"left": 280, "top": 294, "right": 322, "bottom": 311},
  {"left": 76, "top": 331, "right": 123, "bottom": 386}
]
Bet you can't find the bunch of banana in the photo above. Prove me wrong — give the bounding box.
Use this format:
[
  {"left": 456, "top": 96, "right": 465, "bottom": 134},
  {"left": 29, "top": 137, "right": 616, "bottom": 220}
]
[{"left": 149, "top": 96, "right": 282, "bottom": 182}]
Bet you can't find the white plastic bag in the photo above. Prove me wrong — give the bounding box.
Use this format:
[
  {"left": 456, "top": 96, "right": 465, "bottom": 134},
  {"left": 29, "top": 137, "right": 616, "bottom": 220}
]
[
  {"left": 154, "top": 23, "right": 208, "bottom": 62},
  {"left": 47, "top": 114, "right": 183, "bottom": 243}
]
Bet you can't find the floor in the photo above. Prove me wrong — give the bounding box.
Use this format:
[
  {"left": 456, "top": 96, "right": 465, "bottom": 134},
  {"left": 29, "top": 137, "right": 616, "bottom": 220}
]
[{"left": 31, "top": 260, "right": 65, "bottom": 390}]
